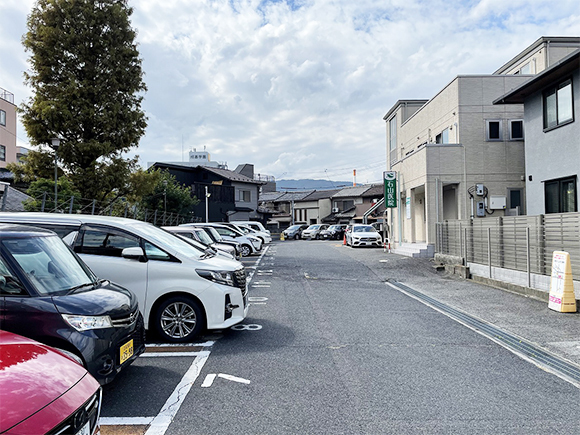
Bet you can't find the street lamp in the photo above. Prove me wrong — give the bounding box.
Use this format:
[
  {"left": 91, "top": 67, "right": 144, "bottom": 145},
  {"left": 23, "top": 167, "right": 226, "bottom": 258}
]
[
  {"left": 50, "top": 138, "right": 61, "bottom": 209},
  {"left": 205, "top": 186, "right": 211, "bottom": 223}
]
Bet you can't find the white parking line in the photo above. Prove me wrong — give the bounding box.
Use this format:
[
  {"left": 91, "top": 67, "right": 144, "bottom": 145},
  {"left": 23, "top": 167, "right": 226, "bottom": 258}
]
[
  {"left": 141, "top": 352, "right": 208, "bottom": 357},
  {"left": 145, "top": 351, "right": 211, "bottom": 435}
]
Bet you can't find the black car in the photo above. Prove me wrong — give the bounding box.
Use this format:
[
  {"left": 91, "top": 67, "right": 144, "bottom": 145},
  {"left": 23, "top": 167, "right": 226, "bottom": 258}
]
[
  {"left": 320, "top": 224, "right": 348, "bottom": 240},
  {"left": 0, "top": 224, "right": 145, "bottom": 385}
]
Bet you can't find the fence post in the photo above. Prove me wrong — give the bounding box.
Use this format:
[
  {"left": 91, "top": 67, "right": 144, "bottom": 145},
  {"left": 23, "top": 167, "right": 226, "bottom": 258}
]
[
  {"left": 41, "top": 192, "right": 46, "bottom": 212},
  {"left": 91, "top": 200, "right": 96, "bottom": 215},
  {"left": 124, "top": 203, "right": 128, "bottom": 218},
  {"left": 488, "top": 227, "right": 492, "bottom": 279},
  {"left": 526, "top": 227, "right": 531, "bottom": 288},
  {"left": 464, "top": 227, "right": 468, "bottom": 266},
  {"left": 153, "top": 210, "right": 157, "bottom": 226},
  {"left": 459, "top": 223, "right": 463, "bottom": 259},
  {"left": 144, "top": 209, "right": 148, "bottom": 222}
]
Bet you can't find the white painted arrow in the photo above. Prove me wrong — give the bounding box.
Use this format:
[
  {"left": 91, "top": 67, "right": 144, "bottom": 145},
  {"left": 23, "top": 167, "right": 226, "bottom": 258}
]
[{"left": 201, "top": 373, "right": 251, "bottom": 388}]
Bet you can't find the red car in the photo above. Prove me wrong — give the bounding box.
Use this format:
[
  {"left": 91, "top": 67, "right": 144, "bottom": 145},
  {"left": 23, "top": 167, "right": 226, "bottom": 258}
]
[{"left": 0, "top": 330, "right": 101, "bottom": 434}]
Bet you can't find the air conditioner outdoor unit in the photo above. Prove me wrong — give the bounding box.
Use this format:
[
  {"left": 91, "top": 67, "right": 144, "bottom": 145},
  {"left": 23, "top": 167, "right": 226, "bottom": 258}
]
[{"left": 332, "top": 207, "right": 339, "bottom": 213}]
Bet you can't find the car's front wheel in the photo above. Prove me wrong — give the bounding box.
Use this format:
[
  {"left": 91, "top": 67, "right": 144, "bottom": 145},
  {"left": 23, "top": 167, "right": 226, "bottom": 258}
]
[
  {"left": 155, "top": 296, "right": 204, "bottom": 343},
  {"left": 240, "top": 244, "right": 252, "bottom": 256}
]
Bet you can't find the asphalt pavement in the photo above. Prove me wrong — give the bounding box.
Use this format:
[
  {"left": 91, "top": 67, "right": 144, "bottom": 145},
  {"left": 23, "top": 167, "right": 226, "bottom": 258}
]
[{"left": 339, "top": 243, "right": 580, "bottom": 376}]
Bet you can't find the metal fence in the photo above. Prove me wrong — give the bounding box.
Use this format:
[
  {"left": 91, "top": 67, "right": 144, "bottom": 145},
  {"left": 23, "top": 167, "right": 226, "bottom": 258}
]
[
  {"left": 436, "top": 212, "right": 580, "bottom": 279},
  {"left": 0, "top": 186, "right": 203, "bottom": 226}
]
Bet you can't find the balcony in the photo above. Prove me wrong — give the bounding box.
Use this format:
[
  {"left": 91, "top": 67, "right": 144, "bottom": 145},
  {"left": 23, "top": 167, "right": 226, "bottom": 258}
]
[{"left": 0, "top": 87, "right": 14, "bottom": 104}]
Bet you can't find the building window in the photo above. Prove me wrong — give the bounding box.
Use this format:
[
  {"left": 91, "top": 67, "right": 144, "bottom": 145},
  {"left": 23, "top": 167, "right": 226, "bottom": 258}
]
[
  {"left": 0, "top": 145, "right": 5, "bottom": 161},
  {"left": 509, "top": 120, "right": 524, "bottom": 140},
  {"left": 0, "top": 110, "right": 5, "bottom": 126},
  {"left": 507, "top": 188, "right": 523, "bottom": 215},
  {"left": 519, "top": 63, "right": 531, "bottom": 74},
  {"left": 435, "top": 128, "right": 449, "bottom": 144},
  {"left": 544, "top": 79, "right": 573, "bottom": 130},
  {"left": 486, "top": 120, "right": 502, "bottom": 141},
  {"left": 545, "top": 176, "right": 577, "bottom": 213},
  {"left": 238, "top": 190, "right": 251, "bottom": 202}
]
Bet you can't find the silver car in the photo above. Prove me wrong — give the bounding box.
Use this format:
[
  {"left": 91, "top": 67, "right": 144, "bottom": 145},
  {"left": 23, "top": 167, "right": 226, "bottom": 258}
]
[{"left": 301, "top": 224, "right": 329, "bottom": 240}]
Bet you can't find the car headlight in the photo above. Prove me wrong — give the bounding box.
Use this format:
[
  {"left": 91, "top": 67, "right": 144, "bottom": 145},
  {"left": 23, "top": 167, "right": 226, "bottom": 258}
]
[
  {"left": 62, "top": 314, "right": 113, "bottom": 331},
  {"left": 197, "top": 269, "right": 235, "bottom": 287}
]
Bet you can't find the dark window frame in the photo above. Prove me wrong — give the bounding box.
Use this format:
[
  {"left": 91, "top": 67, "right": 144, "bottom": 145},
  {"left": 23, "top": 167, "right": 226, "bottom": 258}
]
[
  {"left": 544, "top": 176, "right": 577, "bottom": 213},
  {"left": 0, "top": 145, "right": 5, "bottom": 161},
  {"left": 543, "top": 78, "right": 574, "bottom": 131},
  {"left": 509, "top": 119, "right": 524, "bottom": 140},
  {"left": 486, "top": 120, "right": 503, "bottom": 141}
]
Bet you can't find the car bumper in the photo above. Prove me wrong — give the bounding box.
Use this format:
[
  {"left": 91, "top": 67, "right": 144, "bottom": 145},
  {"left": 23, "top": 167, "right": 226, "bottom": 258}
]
[
  {"left": 351, "top": 238, "right": 382, "bottom": 247},
  {"left": 80, "top": 313, "right": 147, "bottom": 386}
]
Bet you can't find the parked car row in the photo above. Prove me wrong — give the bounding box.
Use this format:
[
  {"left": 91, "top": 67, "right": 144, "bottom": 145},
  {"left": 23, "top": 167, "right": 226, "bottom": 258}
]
[
  {"left": 281, "top": 223, "right": 384, "bottom": 248},
  {"left": 0, "top": 215, "right": 269, "bottom": 433}
]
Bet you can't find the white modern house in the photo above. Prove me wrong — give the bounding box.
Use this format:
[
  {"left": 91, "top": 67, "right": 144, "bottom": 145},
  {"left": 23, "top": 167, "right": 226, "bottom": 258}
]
[{"left": 494, "top": 49, "right": 579, "bottom": 215}]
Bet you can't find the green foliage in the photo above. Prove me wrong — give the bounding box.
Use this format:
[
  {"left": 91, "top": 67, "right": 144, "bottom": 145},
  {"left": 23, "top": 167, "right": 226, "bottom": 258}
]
[
  {"left": 20, "top": 0, "right": 147, "bottom": 200},
  {"left": 141, "top": 171, "right": 199, "bottom": 216},
  {"left": 7, "top": 150, "right": 59, "bottom": 184},
  {"left": 23, "top": 177, "right": 82, "bottom": 212}
]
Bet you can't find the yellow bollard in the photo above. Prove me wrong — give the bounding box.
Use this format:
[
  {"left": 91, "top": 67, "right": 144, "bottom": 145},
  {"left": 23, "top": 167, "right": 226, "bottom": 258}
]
[
  {"left": 548, "top": 251, "right": 577, "bottom": 313},
  {"left": 280, "top": 232, "right": 285, "bottom": 241}
]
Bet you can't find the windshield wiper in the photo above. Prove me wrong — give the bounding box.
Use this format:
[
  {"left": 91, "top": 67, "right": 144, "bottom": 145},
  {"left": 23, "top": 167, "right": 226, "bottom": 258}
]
[{"left": 68, "top": 282, "right": 97, "bottom": 294}]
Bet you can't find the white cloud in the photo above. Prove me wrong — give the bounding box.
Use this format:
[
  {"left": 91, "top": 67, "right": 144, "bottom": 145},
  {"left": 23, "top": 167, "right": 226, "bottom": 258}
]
[{"left": 1, "top": 0, "right": 579, "bottom": 184}]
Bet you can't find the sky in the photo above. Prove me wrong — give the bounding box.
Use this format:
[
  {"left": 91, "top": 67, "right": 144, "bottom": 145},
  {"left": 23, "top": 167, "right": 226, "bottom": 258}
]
[{"left": 1, "top": 0, "right": 579, "bottom": 187}]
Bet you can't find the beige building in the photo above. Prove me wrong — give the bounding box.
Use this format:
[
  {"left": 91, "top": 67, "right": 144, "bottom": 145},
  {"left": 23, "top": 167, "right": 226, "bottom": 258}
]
[
  {"left": 383, "top": 36, "right": 580, "bottom": 257},
  {"left": 0, "top": 87, "right": 18, "bottom": 169}
]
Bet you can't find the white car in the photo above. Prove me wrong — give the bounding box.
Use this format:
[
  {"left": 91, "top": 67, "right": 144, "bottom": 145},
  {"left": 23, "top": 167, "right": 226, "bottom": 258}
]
[
  {"left": 345, "top": 224, "right": 382, "bottom": 248},
  {"left": 228, "top": 223, "right": 272, "bottom": 244},
  {"left": 184, "top": 223, "right": 262, "bottom": 257},
  {"left": 0, "top": 213, "right": 249, "bottom": 343},
  {"left": 231, "top": 221, "right": 271, "bottom": 235}
]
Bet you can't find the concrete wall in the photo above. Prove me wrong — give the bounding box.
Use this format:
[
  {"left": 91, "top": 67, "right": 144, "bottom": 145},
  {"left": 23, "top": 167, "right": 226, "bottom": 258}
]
[{"left": 524, "top": 67, "right": 580, "bottom": 216}]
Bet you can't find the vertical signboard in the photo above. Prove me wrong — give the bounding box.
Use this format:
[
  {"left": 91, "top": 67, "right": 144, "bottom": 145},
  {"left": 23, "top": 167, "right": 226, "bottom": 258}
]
[
  {"left": 383, "top": 171, "right": 397, "bottom": 208},
  {"left": 548, "top": 251, "right": 577, "bottom": 313}
]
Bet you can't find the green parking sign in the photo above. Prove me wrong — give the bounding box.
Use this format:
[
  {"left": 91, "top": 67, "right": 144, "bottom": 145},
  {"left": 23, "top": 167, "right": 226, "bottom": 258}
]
[{"left": 383, "top": 171, "right": 397, "bottom": 208}]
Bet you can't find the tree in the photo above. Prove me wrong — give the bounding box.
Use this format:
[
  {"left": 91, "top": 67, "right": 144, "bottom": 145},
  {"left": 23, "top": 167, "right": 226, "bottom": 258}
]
[
  {"left": 20, "top": 0, "right": 147, "bottom": 201},
  {"left": 23, "top": 177, "right": 81, "bottom": 212},
  {"left": 141, "top": 171, "right": 199, "bottom": 216}
]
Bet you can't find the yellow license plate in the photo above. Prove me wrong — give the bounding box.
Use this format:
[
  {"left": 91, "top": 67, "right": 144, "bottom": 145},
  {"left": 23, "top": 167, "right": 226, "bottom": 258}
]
[{"left": 120, "top": 339, "right": 134, "bottom": 365}]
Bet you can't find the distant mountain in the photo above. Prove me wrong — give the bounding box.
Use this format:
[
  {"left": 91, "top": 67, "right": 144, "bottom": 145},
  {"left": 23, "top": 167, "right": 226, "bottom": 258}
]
[{"left": 276, "top": 179, "right": 352, "bottom": 191}]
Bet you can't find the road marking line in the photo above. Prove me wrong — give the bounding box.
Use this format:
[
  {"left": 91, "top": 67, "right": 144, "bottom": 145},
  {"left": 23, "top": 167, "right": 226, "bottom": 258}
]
[
  {"left": 141, "top": 352, "right": 208, "bottom": 358},
  {"left": 144, "top": 351, "right": 211, "bottom": 435},
  {"left": 146, "top": 341, "right": 215, "bottom": 348},
  {"left": 101, "top": 417, "right": 154, "bottom": 425},
  {"left": 218, "top": 373, "right": 251, "bottom": 384},
  {"left": 201, "top": 373, "right": 217, "bottom": 388}
]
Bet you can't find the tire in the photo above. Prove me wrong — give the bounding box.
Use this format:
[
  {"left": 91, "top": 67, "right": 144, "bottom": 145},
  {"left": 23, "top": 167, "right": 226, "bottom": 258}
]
[
  {"left": 240, "top": 244, "right": 252, "bottom": 257},
  {"left": 315, "top": 234, "right": 320, "bottom": 240},
  {"left": 155, "top": 296, "right": 204, "bottom": 343},
  {"left": 294, "top": 234, "right": 299, "bottom": 240}
]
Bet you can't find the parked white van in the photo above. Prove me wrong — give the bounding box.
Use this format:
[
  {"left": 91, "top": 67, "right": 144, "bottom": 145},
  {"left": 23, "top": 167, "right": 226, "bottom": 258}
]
[
  {"left": 0, "top": 213, "right": 249, "bottom": 343},
  {"left": 231, "top": 221, "right": 270, "bottom": 235}
]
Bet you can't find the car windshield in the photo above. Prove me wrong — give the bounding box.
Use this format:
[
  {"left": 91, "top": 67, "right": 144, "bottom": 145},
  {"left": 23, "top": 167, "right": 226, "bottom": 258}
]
[
  {"left": 203, "top": 227, "right": 222, "bottom": 242},
  {"left": 308, "top": 225, "right": 320, "bottom": 230},
  {"left": 353, "top": 226, "right": 375, "bottom": 232},
  {"left": 287, "top": 225, "right": 301, "bottom": 230},
  {"left": 1, "top": 235, "right": 96, "bottom": 295},
  {"left": 329, "top": 226, "right": 340, "bottom": 230},
  {"left": 132, "top": 223, "right": 203, "bottom": 260},
  {"left": 194, "top": 230, "right": 214, "bottom": 245}
]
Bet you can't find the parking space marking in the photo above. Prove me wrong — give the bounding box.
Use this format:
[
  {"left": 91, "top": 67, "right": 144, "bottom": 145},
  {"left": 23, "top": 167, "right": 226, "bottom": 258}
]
[
  {"left": 201, "top": 373, "right": 251, "bottom": 388},
  {"left": 101, "top": 417, "right": 154, "bottom": 425},
  {"left": 248, "top": 297, "right": 268, "bottom": 302},
  {"left": 144, "top": 351, "right": 211, "bottom": 435},
  {"left": 141, "top": 352, "right": 208, "bottom": 358}
]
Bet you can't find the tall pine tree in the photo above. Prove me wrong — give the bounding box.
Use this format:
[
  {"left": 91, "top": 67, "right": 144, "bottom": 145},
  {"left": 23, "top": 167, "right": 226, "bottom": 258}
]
[{"left": 21, "top": 0, "right": 147, "bottom": 201}]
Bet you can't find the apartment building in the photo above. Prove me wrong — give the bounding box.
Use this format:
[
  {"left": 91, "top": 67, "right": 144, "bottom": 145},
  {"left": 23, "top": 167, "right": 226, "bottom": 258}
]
[
  {"left": 383, "top": 36, "right": 580, "bottom": 256},
  {"left": 0, "top": 87, "right": 17, "bottom": 169}
]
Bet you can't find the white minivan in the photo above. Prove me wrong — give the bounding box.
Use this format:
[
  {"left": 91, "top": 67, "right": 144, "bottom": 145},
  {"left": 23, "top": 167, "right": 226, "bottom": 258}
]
[{"left": 0, "top": 213, "right": 249, "bottom": 343}]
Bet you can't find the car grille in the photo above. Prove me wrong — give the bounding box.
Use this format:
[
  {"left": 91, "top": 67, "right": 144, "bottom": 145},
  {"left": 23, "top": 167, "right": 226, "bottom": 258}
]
[
  {"left": 117, "top": 313, "right": 146, "bottom": 366},
  {"left": 358, "top": 237, "right": 380, "bottom": 242},
  {"left": 111, "top": 307, "right": 139, "bottom": 327},
  {"left": 234, "top": 268, "right": 247, "bottom": 296},
  {"left": 49, "top": 388, "right": 101, "bottom": 435}
]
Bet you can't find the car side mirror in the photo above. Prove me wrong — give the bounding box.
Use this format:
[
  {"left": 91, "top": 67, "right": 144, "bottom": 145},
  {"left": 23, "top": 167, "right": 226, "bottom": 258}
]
[{"left": 122, "top": 247, "right": 147, "bottom": 262}]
